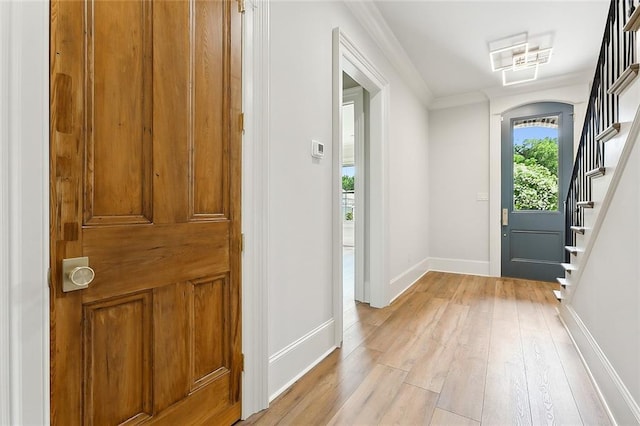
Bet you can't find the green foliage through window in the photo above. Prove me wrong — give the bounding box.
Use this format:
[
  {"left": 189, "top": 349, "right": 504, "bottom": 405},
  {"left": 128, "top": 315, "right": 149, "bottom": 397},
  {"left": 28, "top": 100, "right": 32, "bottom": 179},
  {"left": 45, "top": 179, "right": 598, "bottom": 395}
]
[
  {"left": 342, "top": 175, "right": 354, "bottom": 191},
  {"left": 513, "top": 137, "right": 558, "bottom": 210}
]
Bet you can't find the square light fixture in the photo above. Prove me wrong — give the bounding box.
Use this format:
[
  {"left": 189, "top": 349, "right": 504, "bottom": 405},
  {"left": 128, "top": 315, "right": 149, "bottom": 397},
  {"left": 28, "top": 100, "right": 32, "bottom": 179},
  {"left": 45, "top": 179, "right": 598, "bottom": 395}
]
[
  {"left": 512, "top": 47, "right": 553, "bottom": 70},
  {"left": 489, "top": 35, "right": 552, "bottom": 86},
  {"left": 489, "top": 42, "right": 529, "bottom": 72},
  {"left": 502, "top": 63, "right": 539, "bottom": 86}
]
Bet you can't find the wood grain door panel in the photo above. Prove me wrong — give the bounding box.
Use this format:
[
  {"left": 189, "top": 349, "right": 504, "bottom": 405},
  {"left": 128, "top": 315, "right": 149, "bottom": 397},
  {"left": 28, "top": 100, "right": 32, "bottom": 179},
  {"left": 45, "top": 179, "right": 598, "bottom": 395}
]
[
  {"left": 84, "top": 0, "right": 154, "bottom": 226},
  {"left": 83, "top": 293, "right": 153, "bottom": 425},
  {"left": 50, "top": 1, "right": 242, "bottom": 424}
]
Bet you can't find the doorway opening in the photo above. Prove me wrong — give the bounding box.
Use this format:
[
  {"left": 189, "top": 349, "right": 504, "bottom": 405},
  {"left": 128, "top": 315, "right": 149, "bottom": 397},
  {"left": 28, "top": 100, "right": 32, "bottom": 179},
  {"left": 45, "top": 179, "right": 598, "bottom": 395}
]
[
  {"left": 332, "top": 28, "right": 390, "bottom": 347},
  {"left": 501, "top": 102, "right": 574, "bottom": 282},
  {"left": 341, "top": 73, "right": 366, "bottom": 324}
]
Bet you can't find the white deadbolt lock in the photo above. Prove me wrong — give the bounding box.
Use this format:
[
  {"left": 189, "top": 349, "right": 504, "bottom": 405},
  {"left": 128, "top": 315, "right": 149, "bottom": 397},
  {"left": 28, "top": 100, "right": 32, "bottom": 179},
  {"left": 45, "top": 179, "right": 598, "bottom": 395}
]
[{"left": 62, "top": 257, "right": 95, "bottom": 292}]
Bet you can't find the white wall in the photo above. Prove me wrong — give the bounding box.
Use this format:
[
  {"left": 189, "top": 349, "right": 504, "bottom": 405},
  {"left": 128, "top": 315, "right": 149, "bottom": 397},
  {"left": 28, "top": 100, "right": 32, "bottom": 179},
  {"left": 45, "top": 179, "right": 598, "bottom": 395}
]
[
  {"left": 427, "top": 84, "right": 590, "bottom": 278},
  {"left": 268, "top": 0, "right": 430, "bottom": 398},
  {"left": 388, "top": 80, "right": 431, "bottom": 294},
  {"left": 428, "top": 102, "right": 490, "bottom": 275}
]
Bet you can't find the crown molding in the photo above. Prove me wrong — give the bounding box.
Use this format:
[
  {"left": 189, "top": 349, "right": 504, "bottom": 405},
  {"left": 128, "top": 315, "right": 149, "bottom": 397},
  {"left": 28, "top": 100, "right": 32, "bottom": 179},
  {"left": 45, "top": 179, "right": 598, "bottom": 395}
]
[
  {"left": 418, "top": 69, "right": 592, "bottom": 112},
  {"left": 429, "top": 91, "right": 489, "bottom": 110},
  {"left": 482, "top": 69, "right": 593, "bottom": 100},
  {"left": 343, "top": 1, "right": 433, "bottom": 107}
]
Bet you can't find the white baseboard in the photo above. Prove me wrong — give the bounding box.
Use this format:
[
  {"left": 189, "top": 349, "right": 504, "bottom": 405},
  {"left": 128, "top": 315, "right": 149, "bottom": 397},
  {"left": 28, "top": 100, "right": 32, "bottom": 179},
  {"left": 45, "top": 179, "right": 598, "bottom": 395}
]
[
  {"left": 428, "top": 257, "right": 490, "bottom": 276},
  {"left": 268, "top": 319, "right": 336, "bottom": 401},
  {"left": 389, "top": 257, "right": 429, "bottom": 303},
  {"left": 559, "top": 304, "right": 640, "bottom": 425}
]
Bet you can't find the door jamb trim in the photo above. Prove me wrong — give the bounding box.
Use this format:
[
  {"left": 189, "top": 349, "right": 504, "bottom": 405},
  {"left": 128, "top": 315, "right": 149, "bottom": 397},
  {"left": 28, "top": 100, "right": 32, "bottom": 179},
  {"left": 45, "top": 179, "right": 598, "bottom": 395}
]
[
  {"left": 2, "top": 1, "right": 50, "bottom": 424},
  {"left": 342, "top": 86, "right": 366, "bottom": 302},
  {"left": 333, "top": 28, "right": 390, "bottom": 348},
  {"left": 241, "top": 0, "right": 270, "bottom": 418}
]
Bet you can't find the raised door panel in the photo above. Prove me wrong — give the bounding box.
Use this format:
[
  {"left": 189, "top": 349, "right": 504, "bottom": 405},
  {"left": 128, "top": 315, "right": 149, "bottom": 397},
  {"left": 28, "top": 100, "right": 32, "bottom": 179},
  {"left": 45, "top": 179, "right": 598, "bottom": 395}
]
[
  {"left": 192, "top": 276, "right": 229, "bottom": 388},
  {"left": 192, "top": 0, "right": 228, "bottom": 219},
  {"left": 83, "top": 293, "right": 153, "bottom": 425},
  {"left": 85, "top": 0, "right": 153, "bottom": 225}
]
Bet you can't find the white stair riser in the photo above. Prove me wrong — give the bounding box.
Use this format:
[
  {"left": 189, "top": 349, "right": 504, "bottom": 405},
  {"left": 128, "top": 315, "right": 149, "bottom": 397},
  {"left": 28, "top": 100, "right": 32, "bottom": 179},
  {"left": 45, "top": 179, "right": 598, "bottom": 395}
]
[
  {"left": 604, "top": 131, "right": 626, "bottom": 173},
  {"left": 583, "top": 205, "right": 599, "bottom": 229},
  {"left": 591, "top": 173, "right": 612, "bottom": 202},
  {"left": 574, "top": 231, "right": 587, "bottom": 250},
  {"left": 618, "top": 65, "right": 640, "bottom": 123}
]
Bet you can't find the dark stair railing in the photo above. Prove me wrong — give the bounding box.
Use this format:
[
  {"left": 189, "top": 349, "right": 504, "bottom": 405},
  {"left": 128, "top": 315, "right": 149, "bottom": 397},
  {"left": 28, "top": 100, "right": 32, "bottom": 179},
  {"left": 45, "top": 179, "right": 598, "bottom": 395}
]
[{"left": 565, "top": 0, "right": 638, "bottom": 253}]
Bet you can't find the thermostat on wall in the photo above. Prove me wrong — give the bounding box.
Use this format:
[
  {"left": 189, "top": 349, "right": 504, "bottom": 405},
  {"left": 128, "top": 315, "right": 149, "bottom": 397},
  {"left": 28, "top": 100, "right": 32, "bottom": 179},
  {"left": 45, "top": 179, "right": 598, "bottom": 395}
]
[{"left": 311, "top": 140, "right": 325, "bottom": 159}]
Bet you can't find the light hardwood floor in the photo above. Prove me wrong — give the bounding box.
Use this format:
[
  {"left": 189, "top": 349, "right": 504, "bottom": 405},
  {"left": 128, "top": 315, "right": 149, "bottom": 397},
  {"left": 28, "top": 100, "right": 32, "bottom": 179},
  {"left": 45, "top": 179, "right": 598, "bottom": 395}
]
[{"left": 240, "top": 272, "right": 611, "bottom": 425}]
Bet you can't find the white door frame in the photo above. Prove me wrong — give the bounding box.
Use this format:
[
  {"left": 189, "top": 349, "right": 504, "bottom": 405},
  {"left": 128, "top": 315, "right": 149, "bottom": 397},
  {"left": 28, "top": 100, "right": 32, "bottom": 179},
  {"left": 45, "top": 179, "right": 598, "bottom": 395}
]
[
  {"left": 0, "top": 5, "right": 11, "bottom": 423},
  {"left": 241, "top": 0, "right": 270, "bottom": 418},
  {"left": 332, "top": 28, "right": 390, "bottom": 346},
  {"left": 342, "top": 86, "right": 366, "bottom": 302},
  {"left": 1, "top": 1, "right": 50, "bottom": 424},
  {"left": 0, "top": 0, "right": 270, "bottom": 423}
]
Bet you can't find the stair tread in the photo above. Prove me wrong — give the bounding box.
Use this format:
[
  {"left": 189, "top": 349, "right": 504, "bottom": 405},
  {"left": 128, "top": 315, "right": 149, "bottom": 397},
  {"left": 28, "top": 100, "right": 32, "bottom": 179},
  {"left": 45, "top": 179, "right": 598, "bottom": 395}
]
[
  {"left": 577, "top": 201, "right": 595, "bottom": 208},
  {"left": 595, "top": 122, "right": 620, "bottom": 143},
  {"left": 570, "top": 226, "right": 587, "bottom": 234},
  {"left": 564, "top": 245, "right": 582, "bottom": 254},
  {"left": 624, "top": 4, "right": 640, "bottom": 31},
  {"left": 586, "top": 167, "right": 606, "bottom": 178},
  {"left": 557, "top": 277, "right": 569, "bottom": 287},
  {"left": 608, "top": 63, "right": 639, "bottom": 95},
  {"left": 553, "top": 289, "right": 563, "bottom": 301},
  {"left": 561, "top": 262, "right": 578, "bottom": 271}
]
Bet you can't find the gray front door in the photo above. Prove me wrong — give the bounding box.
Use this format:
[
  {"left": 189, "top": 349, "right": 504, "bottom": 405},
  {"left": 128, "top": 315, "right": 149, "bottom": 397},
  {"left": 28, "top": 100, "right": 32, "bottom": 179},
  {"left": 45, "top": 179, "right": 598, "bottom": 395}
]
[{"left": 501, "top": 102, "right": 573, "bottom": 282}]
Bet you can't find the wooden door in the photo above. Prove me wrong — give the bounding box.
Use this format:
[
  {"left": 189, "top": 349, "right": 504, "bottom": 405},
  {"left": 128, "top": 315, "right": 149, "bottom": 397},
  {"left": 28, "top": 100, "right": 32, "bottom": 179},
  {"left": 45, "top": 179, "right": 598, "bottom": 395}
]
[{"left": 50, "top": 0, "right": 242, "bottom": 424}]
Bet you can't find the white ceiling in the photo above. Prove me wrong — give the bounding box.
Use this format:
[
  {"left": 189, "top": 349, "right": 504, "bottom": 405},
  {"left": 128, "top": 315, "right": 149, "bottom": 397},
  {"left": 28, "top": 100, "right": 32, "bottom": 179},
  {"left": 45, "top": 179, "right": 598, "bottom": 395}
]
[{"left": 372, "top": 0, "right": 611, "bottom": 101}]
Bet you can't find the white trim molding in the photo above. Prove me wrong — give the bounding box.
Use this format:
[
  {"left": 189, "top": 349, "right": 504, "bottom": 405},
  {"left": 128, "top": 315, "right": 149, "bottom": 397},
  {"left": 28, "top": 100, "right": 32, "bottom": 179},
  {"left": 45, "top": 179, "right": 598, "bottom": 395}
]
[
  {"left": 343, "top": 1, "right": 432, "bottom": 107},
  {"left": 428, "top": 258, "right": 490, "bottom": 277},
  {"left": 241, "top": 0, "right": 270, "bottom": 419},
  {"left": 342, "top": 87, "right": 366, "bottom": 303},
  {"left": 560, "top": 304, "right": 640, "bottom": 425},
  {"left": 2, "top": 1, "right": 50, "bottom": 424},
  {"left": 268, "top": 320, "right": 336, "bottom": 401},
  {"left": 428, "top": 91, "right": 489, "bottom": 111},
  {"left": 389, "top": 257, "right": 430, "bottom": 303},
  {"left": 333, "top": 28, "right": 390, "bottom": 349},
  {"left": 0, "top": 2, "right": 11, "bottom": 423}
]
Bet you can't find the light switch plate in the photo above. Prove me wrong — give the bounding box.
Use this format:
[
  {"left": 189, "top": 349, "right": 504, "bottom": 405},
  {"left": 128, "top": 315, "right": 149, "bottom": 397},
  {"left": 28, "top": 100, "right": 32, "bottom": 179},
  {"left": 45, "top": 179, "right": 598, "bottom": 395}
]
[{"left": 311, "top": 140, "right": 325, "bottom": 159}]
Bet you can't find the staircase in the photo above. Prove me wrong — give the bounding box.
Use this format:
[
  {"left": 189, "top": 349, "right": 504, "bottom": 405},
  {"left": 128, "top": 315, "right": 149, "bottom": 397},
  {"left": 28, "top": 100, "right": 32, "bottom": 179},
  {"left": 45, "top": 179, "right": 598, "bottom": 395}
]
[
  {"left": 556, "top": 0, "right": 640, "bottom": 302},
  {"left": 553, "top": 2, "right": 640, "bottom": 422}
]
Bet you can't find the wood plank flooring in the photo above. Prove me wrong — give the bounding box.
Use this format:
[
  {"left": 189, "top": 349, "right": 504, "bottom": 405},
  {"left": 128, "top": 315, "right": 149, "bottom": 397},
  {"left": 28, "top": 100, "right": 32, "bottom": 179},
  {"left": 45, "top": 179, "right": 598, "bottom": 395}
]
[{"left": 240, "top": 272, "right": 611, "bottom": 425}]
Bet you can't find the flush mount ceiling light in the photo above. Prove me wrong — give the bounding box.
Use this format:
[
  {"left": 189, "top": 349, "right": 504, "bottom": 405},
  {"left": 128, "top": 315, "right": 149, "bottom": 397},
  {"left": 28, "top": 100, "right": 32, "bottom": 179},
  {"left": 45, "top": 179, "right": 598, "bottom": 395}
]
[
  {"left": 490, "top": 42, "right": 528, "bottom": 72},
  {"left": 513, "top": 47, "right": 553, "bottom": 70},
  {"left": 503, "top": 63, "right": 538, "bottom": 86},
  {"left": 489, "top": 36, "right": 553, "bottom": 86}
]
